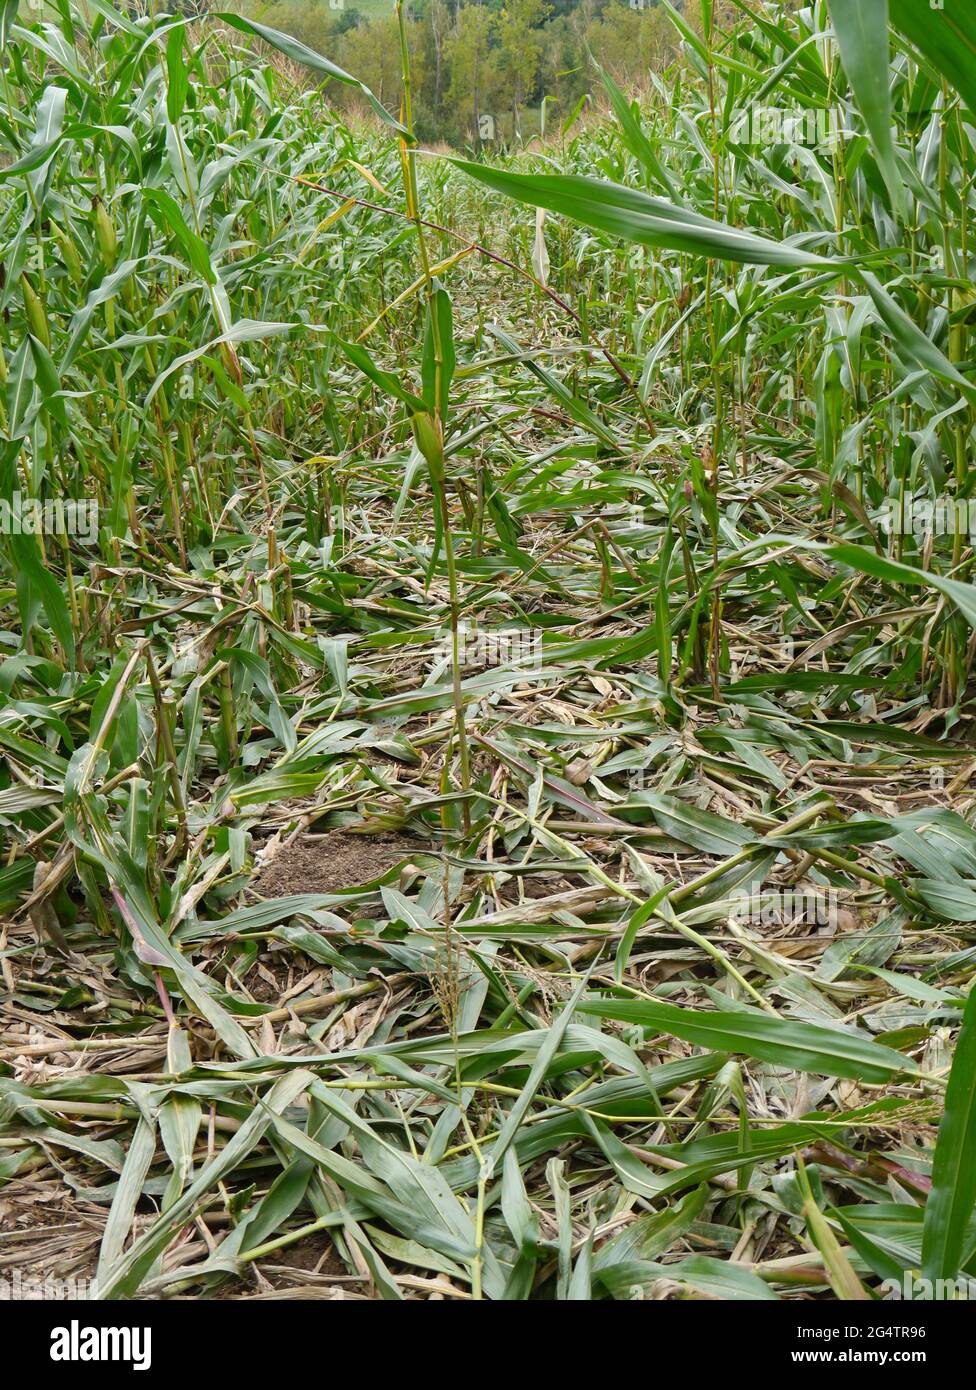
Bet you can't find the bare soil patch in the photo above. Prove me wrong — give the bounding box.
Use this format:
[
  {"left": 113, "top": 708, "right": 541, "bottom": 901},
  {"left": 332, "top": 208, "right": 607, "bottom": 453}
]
[{"left": 252, "top": 830, "right": 431, "bottom": 897}]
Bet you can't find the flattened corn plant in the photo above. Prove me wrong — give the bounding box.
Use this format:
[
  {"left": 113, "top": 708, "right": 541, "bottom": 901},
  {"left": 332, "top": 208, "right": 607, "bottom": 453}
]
[{"left": 1, "top": 0, "right": 976, "bottom": 1300}]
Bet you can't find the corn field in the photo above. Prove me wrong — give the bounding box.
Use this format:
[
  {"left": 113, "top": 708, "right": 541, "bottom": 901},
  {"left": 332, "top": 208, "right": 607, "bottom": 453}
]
[{"left": 1, "top": 0, "right": 976, "bottom": 1311}]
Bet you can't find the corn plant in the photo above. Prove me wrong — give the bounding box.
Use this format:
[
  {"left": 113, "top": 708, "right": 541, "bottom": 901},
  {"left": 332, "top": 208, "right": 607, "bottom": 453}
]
[{"left": 0, "top": 0, "right": 975, "bottom": 1304}]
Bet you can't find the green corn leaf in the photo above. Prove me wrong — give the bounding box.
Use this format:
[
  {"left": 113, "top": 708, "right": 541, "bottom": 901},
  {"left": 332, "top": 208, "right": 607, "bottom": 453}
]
[
  {"left": 577, "top": 997, "right": 918, "bottom": 1082},
  {"left": 922, "top": 984, "right": 976, "bottom": 1281}
]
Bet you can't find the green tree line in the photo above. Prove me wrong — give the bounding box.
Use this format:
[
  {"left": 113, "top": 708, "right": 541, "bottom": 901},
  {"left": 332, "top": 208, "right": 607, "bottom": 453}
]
[{"left": 245, "top": 0, "right": 700, "bottom": 145}]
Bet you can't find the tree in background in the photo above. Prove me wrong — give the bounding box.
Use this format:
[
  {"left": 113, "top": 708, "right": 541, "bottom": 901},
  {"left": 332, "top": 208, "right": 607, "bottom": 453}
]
[
  {"left": 252, "top": 0, "right": 695, "bottom": 145},
  {"left": 336, "top": 14, "right": 407, "bottom": 110},
  {"left": 495, "top": 0, "right": 550, "bottom": 140},
  {"left": 583, "top": 1, "right": 675, "bottom": 87},
  {"left": 443, "top": 1, "right": 496, "bottom": 144},
  {"left": 428, "top": 0, "right": 451, "bottom": 119}
]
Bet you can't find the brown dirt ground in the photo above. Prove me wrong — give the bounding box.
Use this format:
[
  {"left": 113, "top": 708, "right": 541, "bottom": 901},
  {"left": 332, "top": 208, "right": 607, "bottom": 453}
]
[
  {"left": 0, "top": 1183, "right": 102, "bottom": 1293},
  {"left": 251, "top": 829, "right": 430, "bottom": 898}
]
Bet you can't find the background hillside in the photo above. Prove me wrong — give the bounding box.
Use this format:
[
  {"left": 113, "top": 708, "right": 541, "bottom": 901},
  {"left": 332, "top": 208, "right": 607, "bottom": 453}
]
[{"left": 219, "top": 0, "right": 726, "bottom": 145}]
